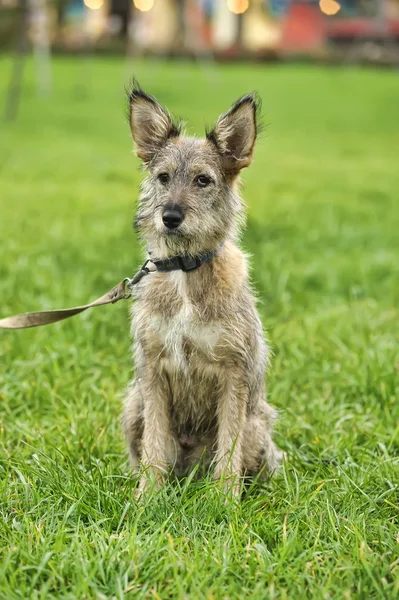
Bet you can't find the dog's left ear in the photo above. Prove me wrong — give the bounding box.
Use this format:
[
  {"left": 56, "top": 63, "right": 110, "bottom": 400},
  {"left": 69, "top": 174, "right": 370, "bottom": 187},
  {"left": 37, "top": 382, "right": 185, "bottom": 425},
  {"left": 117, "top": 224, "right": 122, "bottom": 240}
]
[
  {"left": 207, "top": 93, "right": 260, "bottom": 172},
  {"left": 128, "top": 80, "right": 180, "bottom": 164}
]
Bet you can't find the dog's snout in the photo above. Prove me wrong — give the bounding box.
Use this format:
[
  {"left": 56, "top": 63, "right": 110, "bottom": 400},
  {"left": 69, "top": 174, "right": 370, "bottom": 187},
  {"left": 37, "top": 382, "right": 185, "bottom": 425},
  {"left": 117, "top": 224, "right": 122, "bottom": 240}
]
[{"left": 162, "top": 206, "right": 184, "bottom": 230}]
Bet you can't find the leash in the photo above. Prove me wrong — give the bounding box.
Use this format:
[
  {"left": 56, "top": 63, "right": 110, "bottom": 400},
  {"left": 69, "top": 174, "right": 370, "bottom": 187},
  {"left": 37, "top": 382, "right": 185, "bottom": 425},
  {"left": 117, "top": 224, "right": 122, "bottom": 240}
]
[
  {"left": 0, "top": 246, "right": 222, "bottom": 330},
  {"left": 0, "top": 261, "right": 151, "bottom": 330}
]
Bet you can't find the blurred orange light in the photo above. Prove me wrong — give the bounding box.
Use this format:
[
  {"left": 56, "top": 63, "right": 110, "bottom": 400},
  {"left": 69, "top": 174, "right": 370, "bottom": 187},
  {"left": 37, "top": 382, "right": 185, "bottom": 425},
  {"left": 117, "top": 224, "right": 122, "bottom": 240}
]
[
  {"left": 319, "top": 0, "right": 341, "bottom": 15},
  {"left": 133, "top": 0, "right": 155, "bottom": 11},
  {"left": 227, "top": 0, "right": 249, "bottom": 15},
  {"left": 84, "top": 0, "right": 103, "bottom": 9}
]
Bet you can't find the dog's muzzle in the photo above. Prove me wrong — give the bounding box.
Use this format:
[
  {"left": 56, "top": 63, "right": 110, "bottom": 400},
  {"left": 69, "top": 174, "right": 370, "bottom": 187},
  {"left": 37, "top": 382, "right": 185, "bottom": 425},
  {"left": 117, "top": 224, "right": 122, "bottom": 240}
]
[{"left": 162, "top": 205, "right": 184, "bottom": 230}]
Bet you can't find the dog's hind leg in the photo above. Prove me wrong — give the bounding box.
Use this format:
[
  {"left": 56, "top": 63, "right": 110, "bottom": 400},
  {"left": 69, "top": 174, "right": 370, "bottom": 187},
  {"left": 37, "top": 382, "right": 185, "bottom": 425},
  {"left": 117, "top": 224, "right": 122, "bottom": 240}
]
[{"left": 242, "top": 402, "right": 284, "bottom": 478}]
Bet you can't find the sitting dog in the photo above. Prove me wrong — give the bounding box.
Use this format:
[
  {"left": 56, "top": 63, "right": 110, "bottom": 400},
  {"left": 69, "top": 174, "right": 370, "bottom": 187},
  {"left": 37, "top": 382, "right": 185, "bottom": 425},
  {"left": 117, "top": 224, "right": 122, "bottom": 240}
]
[{"left": 123, "top": 82, "right": 283, "bottom": 495}]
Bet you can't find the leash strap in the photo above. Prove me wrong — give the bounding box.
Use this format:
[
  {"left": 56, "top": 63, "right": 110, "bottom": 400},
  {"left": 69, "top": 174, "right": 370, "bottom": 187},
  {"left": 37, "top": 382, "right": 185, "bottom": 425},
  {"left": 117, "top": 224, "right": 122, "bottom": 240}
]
[{"left": 0, "top": 264, "right": 151, "bottom": 330}]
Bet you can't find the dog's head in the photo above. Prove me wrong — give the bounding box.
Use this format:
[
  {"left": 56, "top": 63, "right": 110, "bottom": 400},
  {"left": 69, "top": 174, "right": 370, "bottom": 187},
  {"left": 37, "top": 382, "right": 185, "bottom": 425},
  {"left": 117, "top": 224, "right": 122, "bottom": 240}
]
[{"left": 128, "top": 81, "right": 260, "bottom": 258}]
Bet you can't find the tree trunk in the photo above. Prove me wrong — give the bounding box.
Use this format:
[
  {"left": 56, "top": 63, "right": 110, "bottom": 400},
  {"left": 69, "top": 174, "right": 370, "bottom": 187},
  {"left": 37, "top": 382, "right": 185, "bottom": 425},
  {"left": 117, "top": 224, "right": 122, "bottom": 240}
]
[{"left": 4, "top": 0, "right": 29, "bottom": 121}]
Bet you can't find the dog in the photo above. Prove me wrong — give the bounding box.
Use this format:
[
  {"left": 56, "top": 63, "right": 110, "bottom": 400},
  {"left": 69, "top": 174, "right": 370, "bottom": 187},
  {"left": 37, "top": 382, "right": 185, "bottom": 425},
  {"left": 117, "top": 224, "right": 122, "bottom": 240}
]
[{"left": 123, "top": 82, "right": 283, "bottom": 496}]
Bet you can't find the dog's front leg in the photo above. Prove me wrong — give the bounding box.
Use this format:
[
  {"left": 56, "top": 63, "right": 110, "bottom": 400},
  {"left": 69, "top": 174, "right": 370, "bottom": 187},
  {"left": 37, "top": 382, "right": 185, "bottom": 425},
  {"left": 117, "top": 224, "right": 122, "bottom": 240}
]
[
  {"left": 137, "top": 366, "right": 174, "bottom": 496},
  {"left": 214, "top": 369, "right": 248, "bottom": 495}
]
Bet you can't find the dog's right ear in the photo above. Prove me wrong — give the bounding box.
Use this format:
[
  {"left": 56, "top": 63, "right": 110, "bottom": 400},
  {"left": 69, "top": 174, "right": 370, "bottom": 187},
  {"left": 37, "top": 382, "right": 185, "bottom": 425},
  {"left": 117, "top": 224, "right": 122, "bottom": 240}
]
[{"left": 127, "top": 80, "right": 180, "bottom": 164}]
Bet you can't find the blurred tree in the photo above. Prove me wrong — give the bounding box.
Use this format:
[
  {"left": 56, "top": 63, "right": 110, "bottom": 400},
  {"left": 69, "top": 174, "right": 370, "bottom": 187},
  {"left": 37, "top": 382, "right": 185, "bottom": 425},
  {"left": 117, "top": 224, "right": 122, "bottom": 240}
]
[
  {"left": 110, "top": 0, "right": 131, "bottom": 38},
  {"left": 0, "top": 6, "right": 21, "bottom": 50},
  {"left": 4, "top": 0, "right": 29, "bottom": 121},
  {"left": 175, "top": 0, "right": 186, "bottom": 52},
  {"left": 235, "top": 12, "right": 243, "bottom": 49},
  {"left": 55, "top": 0, "right": 69, "bottom": 27},
  {"left": 29, "top": 0, "right": 52, "bottom": 96}
]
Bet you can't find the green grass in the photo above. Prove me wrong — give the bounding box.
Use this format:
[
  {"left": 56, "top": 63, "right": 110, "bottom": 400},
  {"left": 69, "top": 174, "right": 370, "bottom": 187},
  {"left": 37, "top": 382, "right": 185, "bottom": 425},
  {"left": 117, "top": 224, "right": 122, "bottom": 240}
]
[{"left": 0, "top": 56, "right": 398, "bottom": 599}]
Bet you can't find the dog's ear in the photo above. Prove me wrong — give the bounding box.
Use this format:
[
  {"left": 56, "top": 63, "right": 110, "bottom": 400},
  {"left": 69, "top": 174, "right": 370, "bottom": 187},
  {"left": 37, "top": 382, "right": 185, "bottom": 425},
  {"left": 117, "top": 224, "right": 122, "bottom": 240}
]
[
  {"left": 127, "top": 80, "right": 180, "bottom": 164},
  {"left": 207, "top": 93, "right": 260, "bottom": 172}
]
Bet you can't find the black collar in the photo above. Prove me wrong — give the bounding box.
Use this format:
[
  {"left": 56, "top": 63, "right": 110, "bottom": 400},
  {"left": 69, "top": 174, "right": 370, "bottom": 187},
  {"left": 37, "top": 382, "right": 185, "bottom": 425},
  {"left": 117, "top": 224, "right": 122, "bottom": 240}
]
[
  {"left": 152, "top": 246, "right": 221, "bottom": 273},
  {"left": 129, "top": 245, "right": 223, "bottom": 286}
]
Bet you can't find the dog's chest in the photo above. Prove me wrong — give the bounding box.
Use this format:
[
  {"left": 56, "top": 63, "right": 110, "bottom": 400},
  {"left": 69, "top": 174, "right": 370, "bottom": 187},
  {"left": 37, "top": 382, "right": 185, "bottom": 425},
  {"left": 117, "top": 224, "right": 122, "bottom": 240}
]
[
  {"left": 148, "top": 274, "right": 222, "bottom": 368},
  {"left": 150, "top": 305, "right": 221, "bottom": 367}
]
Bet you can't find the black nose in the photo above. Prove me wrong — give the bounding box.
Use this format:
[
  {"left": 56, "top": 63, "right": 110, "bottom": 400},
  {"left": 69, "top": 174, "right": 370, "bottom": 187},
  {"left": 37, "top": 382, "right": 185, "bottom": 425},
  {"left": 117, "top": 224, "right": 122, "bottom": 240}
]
[{"left": 162, "top": 206, "right": 184, "bottom": 229}]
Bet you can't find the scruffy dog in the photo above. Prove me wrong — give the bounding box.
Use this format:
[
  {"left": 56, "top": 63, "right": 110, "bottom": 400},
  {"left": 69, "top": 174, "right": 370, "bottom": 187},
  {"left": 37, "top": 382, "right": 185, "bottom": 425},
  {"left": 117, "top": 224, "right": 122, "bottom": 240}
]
[{"left": 124, "top": 82, "right": 283, "bottom": 496}]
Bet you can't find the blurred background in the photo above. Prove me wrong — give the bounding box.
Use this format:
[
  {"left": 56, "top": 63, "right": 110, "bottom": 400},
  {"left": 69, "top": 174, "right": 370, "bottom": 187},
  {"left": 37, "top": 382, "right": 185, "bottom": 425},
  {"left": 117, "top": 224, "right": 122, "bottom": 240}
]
[
  {"left": 1, "top": 5, "right": 398, "bottom": 592},
  {"left": 1, "top": 0, "right": 399, "bottom": 66}
]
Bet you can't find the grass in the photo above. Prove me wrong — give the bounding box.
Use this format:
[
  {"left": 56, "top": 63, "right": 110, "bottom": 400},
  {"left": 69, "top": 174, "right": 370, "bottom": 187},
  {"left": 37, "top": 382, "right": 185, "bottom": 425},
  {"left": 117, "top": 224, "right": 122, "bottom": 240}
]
[{"left": 0, "top": 56, "right": 398, "bottom": 599}]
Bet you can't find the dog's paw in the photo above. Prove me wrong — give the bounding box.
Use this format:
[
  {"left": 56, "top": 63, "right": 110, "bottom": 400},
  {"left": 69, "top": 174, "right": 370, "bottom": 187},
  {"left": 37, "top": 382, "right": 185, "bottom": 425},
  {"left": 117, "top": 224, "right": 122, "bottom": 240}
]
[
  {"left": 223, "top": 481, "right": 242, "bottom": 503},
  {"left": 134, "top": 470, "right": 165, "bottom": 500},
  {"left": 269, "top": 447, "right": 286, "bottom": 472},
  {"left": 261, "top": 443, "right": 285, "bottom": 474},
  {"left": 213, "top": 471, "right": 242, "bottom": 502}
]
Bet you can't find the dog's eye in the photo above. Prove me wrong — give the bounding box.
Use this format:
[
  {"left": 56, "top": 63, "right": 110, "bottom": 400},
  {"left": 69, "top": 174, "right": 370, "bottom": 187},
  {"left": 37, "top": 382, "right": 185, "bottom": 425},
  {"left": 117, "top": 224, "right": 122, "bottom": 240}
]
[
  {"left": 196, "top": 175, "right": 211, "bottom": 188},
  {"left": 158, "top": 173, "right": 170, "bottom": 185}
]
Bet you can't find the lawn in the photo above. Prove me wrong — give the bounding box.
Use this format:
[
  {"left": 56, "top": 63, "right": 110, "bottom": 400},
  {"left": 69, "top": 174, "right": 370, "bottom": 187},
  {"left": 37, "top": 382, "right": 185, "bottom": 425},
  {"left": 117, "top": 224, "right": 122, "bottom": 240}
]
[{"left": 0, "top": 56, "right": 398, "bottom": 599}]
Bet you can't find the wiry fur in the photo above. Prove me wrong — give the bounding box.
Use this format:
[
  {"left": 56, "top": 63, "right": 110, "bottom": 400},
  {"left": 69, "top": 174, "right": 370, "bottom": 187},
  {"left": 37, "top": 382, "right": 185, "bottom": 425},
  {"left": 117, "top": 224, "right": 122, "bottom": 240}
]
[{"left": 124, "top": 82, "right": 283, "bottom": 495}]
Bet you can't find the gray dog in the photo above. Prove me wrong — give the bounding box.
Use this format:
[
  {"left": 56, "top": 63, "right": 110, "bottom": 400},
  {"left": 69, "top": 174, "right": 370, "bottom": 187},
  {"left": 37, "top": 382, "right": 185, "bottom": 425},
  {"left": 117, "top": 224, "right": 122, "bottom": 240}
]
[{"left": 123, "top": 82, "right": 283, "bottom": 496}]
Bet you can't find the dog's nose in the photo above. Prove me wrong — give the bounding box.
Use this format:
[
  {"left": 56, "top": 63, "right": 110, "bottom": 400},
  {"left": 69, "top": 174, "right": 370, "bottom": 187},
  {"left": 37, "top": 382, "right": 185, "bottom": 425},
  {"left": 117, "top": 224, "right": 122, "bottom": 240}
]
[{"left": 162, "top": 206, "right": 184, "bottom": 229}]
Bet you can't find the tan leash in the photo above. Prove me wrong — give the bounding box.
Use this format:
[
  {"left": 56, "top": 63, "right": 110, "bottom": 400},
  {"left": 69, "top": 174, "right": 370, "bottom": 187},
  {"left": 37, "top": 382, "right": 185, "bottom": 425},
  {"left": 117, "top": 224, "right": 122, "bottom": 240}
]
[{"left": 0, "top": 262, "right": 152, "bottom": 330}]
